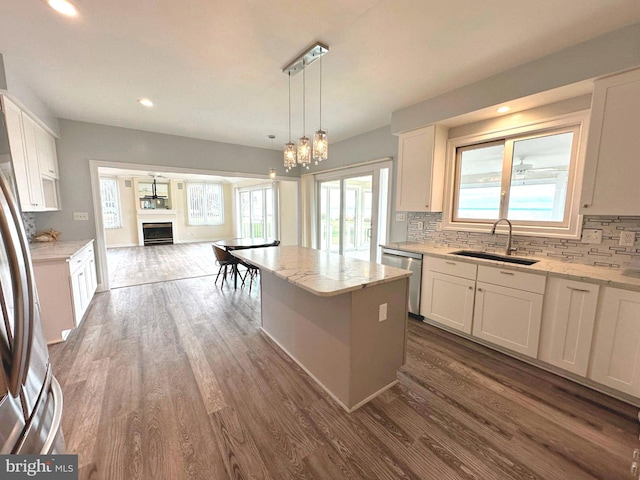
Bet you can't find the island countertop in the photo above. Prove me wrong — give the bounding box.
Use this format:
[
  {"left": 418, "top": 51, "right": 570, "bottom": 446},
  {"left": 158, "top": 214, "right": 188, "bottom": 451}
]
[{"left": 233, "top": 245, "right": 412, "bottom": 297}]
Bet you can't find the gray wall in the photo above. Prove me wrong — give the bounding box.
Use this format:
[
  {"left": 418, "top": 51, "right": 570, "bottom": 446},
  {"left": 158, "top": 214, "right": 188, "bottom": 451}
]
[
  {"left": 306, "top": 125, "right": 407, "bottom": 243},
  {"left": 35, "top": 119, "right": 288, "bottom": 241}
]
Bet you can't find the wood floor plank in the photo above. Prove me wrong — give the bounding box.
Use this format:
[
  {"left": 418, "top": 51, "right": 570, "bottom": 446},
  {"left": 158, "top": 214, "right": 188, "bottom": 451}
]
[
  {"left": 209, "top": 406, "right": 273, "bottom": 480},
  {"left": 66, "top": 357, "right": 110, "bottom": 469}
]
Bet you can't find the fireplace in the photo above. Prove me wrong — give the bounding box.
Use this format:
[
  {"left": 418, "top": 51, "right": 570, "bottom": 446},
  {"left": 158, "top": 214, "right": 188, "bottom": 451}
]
[{"left": 142, "top": 222, "right": 173, "bottom": 246}]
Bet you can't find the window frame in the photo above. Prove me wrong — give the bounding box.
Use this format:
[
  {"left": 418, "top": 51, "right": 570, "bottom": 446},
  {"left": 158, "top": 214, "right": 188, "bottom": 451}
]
[
  {"left": 99, "top": 176, "right": 123, "bottom": 229},
  {"left": 442, "top": 113, "right": 589, "bottom": 239},
  {"left": 186, "top": 182, "right": 224, "bottom": 226}
]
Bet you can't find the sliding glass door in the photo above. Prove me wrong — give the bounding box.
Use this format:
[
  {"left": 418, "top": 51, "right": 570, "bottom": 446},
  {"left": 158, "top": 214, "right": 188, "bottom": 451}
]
[{"left": 317, "top": 162, "right": 390, "bottom": 262}]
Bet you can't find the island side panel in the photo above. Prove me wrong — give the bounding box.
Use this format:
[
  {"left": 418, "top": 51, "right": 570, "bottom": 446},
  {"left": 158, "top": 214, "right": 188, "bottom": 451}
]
[
  {"left": 260, "top": 271, "right": 353, "bottom": 408},
  {"left": 350, "top": 277, "right": 409, "bottom": 406}
]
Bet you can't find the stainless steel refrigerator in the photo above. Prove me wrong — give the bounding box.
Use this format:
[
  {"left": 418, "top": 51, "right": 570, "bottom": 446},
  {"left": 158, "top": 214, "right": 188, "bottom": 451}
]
[{"left": 0, "top": 98, "right": 64, "bottom": 454}]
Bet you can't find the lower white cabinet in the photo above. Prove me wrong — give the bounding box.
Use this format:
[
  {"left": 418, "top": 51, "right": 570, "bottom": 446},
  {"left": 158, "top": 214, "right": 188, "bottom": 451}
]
[
  {"left": 32, "top": 241, "right": 97, "bottom": 344},
  {"left": 421, "top": 257, "right": 477, "bottom": 334},
  {"left": 538, "top": 278, "right": 599, "bottom": 376},
  {"left": 471, "top": 266, "right": 545, "bottom": 357},
  {"left": 589, "top": 287, "right": 640, "bottom": 397},
  {"left": 473, "top": 281, "right": 543, "bottom": 357}
]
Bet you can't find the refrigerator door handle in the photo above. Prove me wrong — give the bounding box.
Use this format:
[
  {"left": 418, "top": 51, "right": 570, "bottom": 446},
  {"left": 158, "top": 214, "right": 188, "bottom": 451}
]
[
  {"left": 41, "top": 376, "right": 63, "bottom": 454},
  {"left": 0, "top": 173, "right": 32, "bottom": 396}
]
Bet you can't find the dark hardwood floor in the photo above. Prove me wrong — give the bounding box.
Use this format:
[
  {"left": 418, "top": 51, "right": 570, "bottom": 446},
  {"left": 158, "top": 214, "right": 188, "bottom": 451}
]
[{"left": 49, "top": 249, "right": 638, "bottom": 479}]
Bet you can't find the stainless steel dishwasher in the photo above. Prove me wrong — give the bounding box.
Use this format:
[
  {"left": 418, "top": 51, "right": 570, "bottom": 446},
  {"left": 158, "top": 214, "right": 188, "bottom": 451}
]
[{"left": 381, "top": 247, "right": 422, "bottom": 317}]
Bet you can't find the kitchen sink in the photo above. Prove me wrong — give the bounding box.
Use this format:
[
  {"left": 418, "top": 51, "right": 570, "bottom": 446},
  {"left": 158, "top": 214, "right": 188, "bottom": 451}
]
[{"left": 450, "top": 250, "right": 539, "bottom": 265}]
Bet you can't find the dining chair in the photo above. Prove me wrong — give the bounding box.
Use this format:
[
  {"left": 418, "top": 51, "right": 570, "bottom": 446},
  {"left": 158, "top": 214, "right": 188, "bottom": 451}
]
[
  {"left": 239, "top": 259, "right": 259, "bottom": 293},
  {"left": 212, "top": 245, "right": 239, "bottom": 287}
]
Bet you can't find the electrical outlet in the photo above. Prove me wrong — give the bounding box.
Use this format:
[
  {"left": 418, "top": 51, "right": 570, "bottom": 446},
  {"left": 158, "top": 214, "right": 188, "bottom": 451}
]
[
  {"left": 378, "top": 303, "right": 388, "bottom": 322},
  {"left": 620, "top": 231, "right": 636, "bottom": 247},
  {"left": 73, "top": 212, "right": 89, "bottom": 221},
  {"left": 395, "top": 213, "right": 406, "bottom": 222},
  {"left": 416, "top": 221, "right": 424, "bottom": 230},
  {"left": 435, "top": 221, "right": 442, "bottom": 232},
  {"left": 581, "top": 229, "right": 603, "bottom": 244}
]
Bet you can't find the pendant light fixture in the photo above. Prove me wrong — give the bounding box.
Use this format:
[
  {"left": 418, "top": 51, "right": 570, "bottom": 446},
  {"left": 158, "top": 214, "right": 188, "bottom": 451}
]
[
  {"left": 313, "top": 54, "right": 328, "bottom": 164},
  {"left": 282, "top": 42, "right": 329, "bottom": 170},
  {"left": 297, "top": 65, "right": 311, "bottom": 169},
  {"left": 284, "top": 73, "right": 297, "bottom": 172},
  {"left": 268, "top": 135, "right": 277, "bottom": 181}
]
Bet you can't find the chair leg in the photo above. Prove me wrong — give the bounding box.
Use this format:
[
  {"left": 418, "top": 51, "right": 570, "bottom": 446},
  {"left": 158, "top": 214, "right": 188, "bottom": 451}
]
[
  {"left": 221, "top": 265, "right": 227, "bottom": 287},
  {"left": 215, "top": 266, "right": 223, "bottom": 285}
]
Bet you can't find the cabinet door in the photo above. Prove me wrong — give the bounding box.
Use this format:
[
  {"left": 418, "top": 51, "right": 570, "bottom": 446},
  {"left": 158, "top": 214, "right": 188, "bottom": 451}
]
[
  {"left": 472, "top": 282, "right": 543, "bottom": 357},
  {"left": 581, "top": 67, "right": 640, "bottom": 214},
  {"left": 590, "top": 288, "right": 640, "bottom": 397},
  {"left": 396, "top": 125, "right": 447, "bottom": 212},
  {"left": 20, "top": 114, "right": 45, "bottom": 210},
  {"left": 85, "top": 255, "right": 97, "bottom": 297},
  {"left": 539, "top": 278, "right": 599, "bottom": 376},
  {"left": 35, "top": 125, "right": 58, "bottom": 179},
  {"left": 2, "top": 97, "right": 32, "bottom": 211},
  {"left": 70, "top": 269, "right": 84, "bottom": 327},
  {"left": 421, "top": 270, "right": 475, "bottom": 334}
]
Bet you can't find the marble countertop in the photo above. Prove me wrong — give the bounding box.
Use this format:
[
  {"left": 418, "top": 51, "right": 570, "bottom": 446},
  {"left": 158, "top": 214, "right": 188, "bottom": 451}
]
[
  {"left": 382, "top": 242, "right": 640, "bottom": 292},
  {"left": 233, "top": 245, "right": 412, "bottom": 297},
  {"left": 29, "top": 239, "right": 94, "bottom": 262}
]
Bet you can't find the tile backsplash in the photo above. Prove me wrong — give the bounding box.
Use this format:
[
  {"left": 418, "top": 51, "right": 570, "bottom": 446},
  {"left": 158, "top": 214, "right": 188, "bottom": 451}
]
[
  {"left": 407, "top": 213, "right": 640, "bottom": 269},
  {"left": 21, "top": 212, "right": 36, "bottom": 241}
]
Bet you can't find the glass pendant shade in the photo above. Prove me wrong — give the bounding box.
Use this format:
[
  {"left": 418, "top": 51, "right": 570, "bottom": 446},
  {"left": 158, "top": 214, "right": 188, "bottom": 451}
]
[
  {"left": 284, "top": 142, "right": 297, "bottom": 170},
  {"left": 313, "top": 130, "right": 328, "bottom": 162},
  {"left": 297, "top": 136, "right": 311, "bottom": 167}
]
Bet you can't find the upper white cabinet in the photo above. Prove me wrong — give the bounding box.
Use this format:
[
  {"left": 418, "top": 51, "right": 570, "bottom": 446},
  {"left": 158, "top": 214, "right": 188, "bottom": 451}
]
[
  {"left": 396, "top": 125, "right": 447, "bottom": 212},
  {"left": 1, "top": 95, "right": 60, "bottom": 211},
  {"left": 538, "top": 278, "right": 599, "bottom": 376},
  {"left": 581, "top": 67, "right": 640, "bottom": 214},
  {"left": 589, "top": 287, "right": 640, "bottom": 397},
  {"left": 471, "top": 266, "right": 545, "bottom": 357}
]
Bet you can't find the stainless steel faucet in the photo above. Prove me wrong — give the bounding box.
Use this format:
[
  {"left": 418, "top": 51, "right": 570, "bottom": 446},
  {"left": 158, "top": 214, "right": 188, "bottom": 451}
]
[{"left": 490, "top": 218, "right": 517, "bottom": 256}]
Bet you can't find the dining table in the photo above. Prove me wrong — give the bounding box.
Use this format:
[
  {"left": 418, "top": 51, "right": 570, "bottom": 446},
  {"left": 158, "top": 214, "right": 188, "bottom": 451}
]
[{"left": 214, "top": 238, "right": 279, "bottom": 289}]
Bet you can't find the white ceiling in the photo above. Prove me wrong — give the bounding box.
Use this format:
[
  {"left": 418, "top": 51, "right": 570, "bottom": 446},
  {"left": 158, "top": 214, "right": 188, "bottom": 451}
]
[{"left": 2, "top": 1, "right": 640, "bottom": 149}]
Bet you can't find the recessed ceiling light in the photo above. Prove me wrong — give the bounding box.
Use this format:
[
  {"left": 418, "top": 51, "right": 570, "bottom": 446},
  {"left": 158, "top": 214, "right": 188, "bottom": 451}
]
[
  {"left": 496, "top": 106, "right": 511, "bottom": 114},
  {"left": 137, "top": 98, "right": 154, "bottom": 107},
  {"left": 47, "top": 0, "right": 78, "bottom": 17}
]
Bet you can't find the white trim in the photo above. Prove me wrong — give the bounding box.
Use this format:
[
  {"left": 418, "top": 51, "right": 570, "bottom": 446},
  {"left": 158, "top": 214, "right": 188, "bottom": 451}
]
[
  {"left": 260, "top": 327, "right": 397, "bottom": 413},
  {"left": 442, "top": 112, "right": 589, "bottom": 239}
]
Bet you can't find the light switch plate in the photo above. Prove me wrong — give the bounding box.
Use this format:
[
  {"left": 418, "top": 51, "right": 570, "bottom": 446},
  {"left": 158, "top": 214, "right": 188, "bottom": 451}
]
[
  {"left": 73, "top": 212, "right": 89, "bottom": 221},
  {"left": 582, "top": 229, "right": 602, "bottom": 244},
  {"left": 379, "top": 303, "right": 387, "bottom": 322},
  {"left": 620, "top": 231, "right": 636, "bottom": 247},
  {"left": 395, "top": 213, "right": 406, "bottom": 222}
]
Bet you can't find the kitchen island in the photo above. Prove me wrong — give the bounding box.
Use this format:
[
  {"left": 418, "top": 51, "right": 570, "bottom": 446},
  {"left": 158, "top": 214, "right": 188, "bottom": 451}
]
[{"left": 233, "top": 246, "right": 411, "bottom": 412}]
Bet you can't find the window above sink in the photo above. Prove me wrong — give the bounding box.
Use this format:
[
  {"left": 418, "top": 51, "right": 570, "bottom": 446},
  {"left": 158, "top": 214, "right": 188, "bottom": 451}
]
[{"left": 442, "top": 113, "right": 589, "bottom": 239}]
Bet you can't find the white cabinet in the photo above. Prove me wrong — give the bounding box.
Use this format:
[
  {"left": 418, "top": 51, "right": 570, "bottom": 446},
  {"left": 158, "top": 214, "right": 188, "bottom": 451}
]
[
  {"left": 32, "top": 241, "right": 97, "bottom": 344},
  {"left": 589, "top": 287, "right": 640, "bottom": 397},
  {"left": 472, "top": 266, "right": 545, "bottom": 357},
  {"left": 538, "top": 278, "right": 599, "bottom": 376},
  {"left": 1, "top": 95, "right": 60, "bottom": 212},
  {"left": 421, "top": 257, "right": 476, "bottom": 334},
  {"left": 581, "top": 67, "right": 640, "bottom": 215},
  {"left": 396, "top": 125, "right": 447, "bottom": 212}
]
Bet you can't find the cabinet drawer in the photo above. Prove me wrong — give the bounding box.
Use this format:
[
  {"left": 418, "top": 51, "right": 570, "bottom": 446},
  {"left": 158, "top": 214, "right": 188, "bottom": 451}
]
[
  {"left": 425, "top": 256, "right": 477, "bottom": 280},
  {"left": 477, "top": 265, "right": 546, "bottom": 294},
  {"left": 68, "top": 243, "right": 95, "bottom": 274}
]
